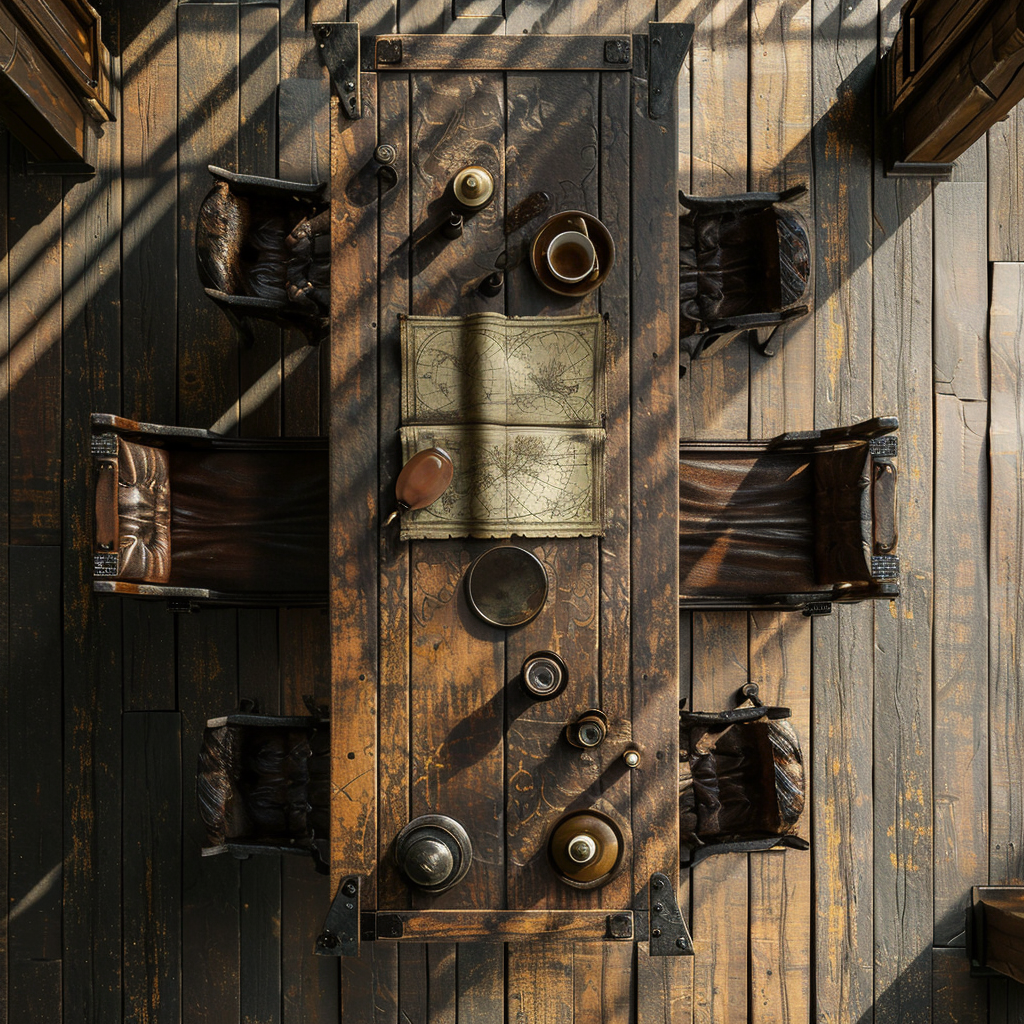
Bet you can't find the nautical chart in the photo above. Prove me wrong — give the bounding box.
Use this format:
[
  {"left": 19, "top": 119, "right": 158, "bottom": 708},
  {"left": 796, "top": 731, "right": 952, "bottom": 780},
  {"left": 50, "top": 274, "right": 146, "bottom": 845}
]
[{"left": 399, "top": 313, "right": 607, "bottom": 539}]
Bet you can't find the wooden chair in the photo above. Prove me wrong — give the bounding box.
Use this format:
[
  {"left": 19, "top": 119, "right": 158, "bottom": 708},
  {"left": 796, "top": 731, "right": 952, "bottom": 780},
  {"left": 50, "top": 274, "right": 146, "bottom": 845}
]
[
  {"left": 679, "top": 418, "right": 899, "bottom": 615},
  {"left": 195, "top": 165, "right": 330, "bottom": 346},
  {"left": 679, "top": 185, "right": 811, "bottom": 358},
  {"left": 196, "top": 700, "right": 330, "bottom": 872},
  {"left": 680, "top": 683, "right": 808, "bottom": 866},
  {"left": 91, "top": 413, "right": 328, "bottom": 608}
]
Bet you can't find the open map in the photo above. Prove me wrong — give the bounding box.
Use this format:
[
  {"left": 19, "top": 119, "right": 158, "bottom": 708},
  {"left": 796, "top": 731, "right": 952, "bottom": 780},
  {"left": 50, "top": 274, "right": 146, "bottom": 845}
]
[{"left": 399, "top": 313, "right": 607, "bottom": 539}]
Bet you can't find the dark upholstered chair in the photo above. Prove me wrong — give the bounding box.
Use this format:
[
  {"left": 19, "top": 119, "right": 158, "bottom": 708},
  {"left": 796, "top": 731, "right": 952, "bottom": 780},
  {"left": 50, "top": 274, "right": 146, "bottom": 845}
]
[
  {"left": 197, "top": 701, "right": 330, "bottom": 872},
  {"left": 91, "top": 413, "right": 327, "bottom": 607},
  {"left": 680, "top": 683, "right": 808, "bottom": 866},
  {"left": 679, "top": 185, "right": 811, "bottom": 359},
  {"left": 196, "top": 165, "right": 330, "bottom": 346},
  {"left": 679, "top": 418, "right": 899, "bottom": 614}
]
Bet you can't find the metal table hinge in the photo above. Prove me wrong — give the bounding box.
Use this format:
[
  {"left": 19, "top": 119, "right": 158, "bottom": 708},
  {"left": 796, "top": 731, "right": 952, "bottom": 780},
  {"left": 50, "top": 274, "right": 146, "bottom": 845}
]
[
  {"left": 648, "top": 873, "right": 694, "bottom": 956},
  {"left": 802, "top": 601, "right": 833, "bottom": 617},
  {"left": 647, "top": 22, "right": 694, "bottom": 120},
  {"left": 316, "top": 874, "right": 361, "bottom": 957},
  {"left": 869, "top": 435, "right": 898, "bottom": 457},
  {"left": 314, "top": 22, "right": 361, "bottom": 120},
  {"left": 872, "top": 554, "right": 900, "bottom": 579}
]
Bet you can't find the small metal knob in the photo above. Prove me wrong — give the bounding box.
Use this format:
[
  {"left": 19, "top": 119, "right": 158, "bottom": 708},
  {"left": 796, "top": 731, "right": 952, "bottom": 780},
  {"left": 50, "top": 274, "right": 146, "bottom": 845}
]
[
  {"left": 394, "top": 814, "right": 473, "bottom": 893},
  {"left": 567, "top": 710, "right": 608, "bottom": 748},
  {"left": 567, "top": 835, "right": 597, "bottom": 864},
  {"left": 404, "top": 837, "right": 454, "bottom": 887},
  {"left": 623, "top": 749, "right": 641, "bottom": 768},
  {"left": 452, "top": 165, "right": 494, "bottom": 210},
  {"left": 374, "top": 144, "right": 397, "bottom": 165}
]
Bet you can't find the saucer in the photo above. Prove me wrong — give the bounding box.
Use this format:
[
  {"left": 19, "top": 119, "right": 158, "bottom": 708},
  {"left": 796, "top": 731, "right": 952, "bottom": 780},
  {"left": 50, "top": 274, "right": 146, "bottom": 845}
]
[
  {"left": 530, "top": 211, "right": 615, "bottom": 298},
  {"left": 465, "top": 546, "right": 548, "bottom": 628}
]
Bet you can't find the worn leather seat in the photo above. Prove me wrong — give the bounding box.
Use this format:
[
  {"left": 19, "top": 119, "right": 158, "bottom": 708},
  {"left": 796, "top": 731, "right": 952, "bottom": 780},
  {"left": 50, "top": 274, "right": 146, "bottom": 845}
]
[
  {"left": 197, "top": 704, "right": 330, "bottom": 871},
  {"left": 196, "top": 165, "right": 330, "bottom": 346}
]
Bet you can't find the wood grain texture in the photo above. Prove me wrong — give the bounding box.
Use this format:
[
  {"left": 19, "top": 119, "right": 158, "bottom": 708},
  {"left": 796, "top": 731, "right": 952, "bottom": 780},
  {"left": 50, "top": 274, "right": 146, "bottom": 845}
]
[
  {"left": 178, "top": 609, "right": 240, "bottom": 1024},
  {"left": 120, "top": 0, "right": 178, "bottom": 426},
  {"left": 176, "top": 2, "right": 240, "bottom": 432},
  {"left": 375, "top": 34, "right": 628, "bottom": 69},
  {"left": 61, "top": 69, "right": 124, "bottom": 1023},
  {"left": 458, "top": 943, "right": 504, "bottom": 1024},
  {"left": 123, "top": 713, "right": 182, "bottom": 1024},
  {"left": 406, "top": 71, "right": 505, "bottom": 912},
  {"left": 7, "top": 167, "right": 62, "bottom": 542},
  {"left": 931, "top": 947, "right": 989, "bottom": 1024},
  {"left": 987, "top": 263, "right": 1024, "bottom": 890},
  {"left": 934, "top": 137, "right": 988, "bottom": 401},
  {"left": 872, "top": 160, "right": 934, "bottom": 1019},
  {"left": 504, "top": 0, "right": 655, "bottom": 35},
  {"left": 239, "top": 2, "right": 283, "bottom": 439},
  {"left": 988, "top": 105, "right": 1024, "bottom": 261},
  {"left": 329, "top": 80, "right": 381, "bottom": 893},
  {"left": 933, "top": 393, "right": 989, "bottom": 946},
  {"left": 8, "top": 546, "right": 63, "bottom": 1023},
  {"left": 507, "top": 940, "right": 574, "bottom": 1024},
  {"left": 812, "top": 0, "right": 876, "bottom": 1016},
  {"left": 746, "top": 0, "right": 813, "bottom": 1015},
  {"left": 0, "top": 122, "right": 8, "bottom": 1024},
  {"left": 376, "top": 71, "right": 413, "bottom": 914}
]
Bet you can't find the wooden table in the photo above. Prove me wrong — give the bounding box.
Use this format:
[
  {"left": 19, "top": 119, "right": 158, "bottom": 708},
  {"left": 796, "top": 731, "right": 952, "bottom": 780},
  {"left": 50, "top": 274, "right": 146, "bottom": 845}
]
[{"left": 326, "top": 25, "right": 689, "bottom": 1020}]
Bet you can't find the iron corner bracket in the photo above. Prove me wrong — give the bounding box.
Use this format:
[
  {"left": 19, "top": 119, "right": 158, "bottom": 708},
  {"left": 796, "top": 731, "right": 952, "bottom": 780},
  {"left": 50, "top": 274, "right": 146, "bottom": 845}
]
[
  {"left": 648, "top": 872, "right": 694, "bottom": 955},
  {"left": 647, "top": 22, "right": 694, "bottom": 120},
  {"left": 314, "top": 22, "right": 361, "bottom": 120},
  {"left": 316, "top": 874, "right": 362, "bottom": 957}
]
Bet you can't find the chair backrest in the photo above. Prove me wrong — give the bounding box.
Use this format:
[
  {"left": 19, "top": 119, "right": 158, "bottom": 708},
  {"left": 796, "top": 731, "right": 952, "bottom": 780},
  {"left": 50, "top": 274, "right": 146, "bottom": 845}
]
[
  {"left": 91, "top": 414, "right": 328, "bottom": 606},
  {"left": 197, "top": 711, "right": 330, "bottom": 869},
  {"left": 679, "top": 685, "right": 807, "bottom": 865}
]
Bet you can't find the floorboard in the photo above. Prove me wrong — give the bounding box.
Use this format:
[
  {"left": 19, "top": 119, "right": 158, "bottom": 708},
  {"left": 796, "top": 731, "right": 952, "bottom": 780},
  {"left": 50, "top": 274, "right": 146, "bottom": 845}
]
[{"left": 0, "top": 1, "right": 1020, "bottom": 1020}]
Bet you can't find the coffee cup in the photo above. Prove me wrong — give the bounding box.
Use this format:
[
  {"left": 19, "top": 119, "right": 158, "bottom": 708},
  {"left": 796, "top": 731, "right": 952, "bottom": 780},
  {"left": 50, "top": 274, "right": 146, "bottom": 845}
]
[{"left": 546, "top": 230, "right": 598, "bottom": 284}]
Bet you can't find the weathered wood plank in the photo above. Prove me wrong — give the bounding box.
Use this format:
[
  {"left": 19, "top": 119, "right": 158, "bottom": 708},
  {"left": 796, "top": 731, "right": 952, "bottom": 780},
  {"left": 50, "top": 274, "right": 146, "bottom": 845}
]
[
  {"left": 988, "top": 105, "right": 1024, "bottom": 262},
  {"left": 374, "top": 34, "right": 629, "bottom": 68},
  {"left": 377, "top": 70, "right": 413, "bottom": 918},
  {"left": 120, "top": 0, "right": 178, "bottom": 426},
  {"left": 179, "top": 609, "right": 241, "bottom": 1024},
  {"left": 872, "top": 160, "right": 935, "bottom": 1021},
  {"left": 7, "top": 166, "right": 62, "bottom": 543},
  {"left": 61, "top": 60, "right": 124, "bottom": 1022},
  {"left": 690, "top": 613, "right": 749, "bottom": 1024},
  {"left": 508, "top": 940, "right": 574, "bottom": 1024},
  {"left": 177, "top": 1, "right": 240, "bottom": 432},
  {"left": 931, "top": 947, "right": 989, "bottom": 1024},
  {"left": 457, "top": 943, "right": 504, "bottom": 1024},
  {"left": 987, "top": 263, "right": 1024, "bottom": 891},
  {"left": 746, "top": 0, "right": 814, "bottom": 1016},
  {"left": 934, "top": 137, "right": 988, "bottom": 400},
  {"left": 123, "top": 712, "right": 182, "bottom": 1024},
  {"left": 812, "top": 0, "right": 877, "bottom": 1017},
  {"left": 329, "top": 80, "right": 381, "bottom": 894},
  {"left": 8, "top": 546, "right": 63, "bottom": 1023},
  {"left": 629, "top": 55, "right": 684, "bottom": 1024},
  {"left": 0, "top": 122, "right": 9, "bottom": 1024},
  {"left": 406, "top": 71, "right": 506, "bottom": 912},
  {"left": 239, "top": 2, "right": 283, "bottom": 439},
  {"left": 934, "top": 393, "right": 989, "bottom": 946},
  {"left": 505, "top": 0, "right": 655, "bottom": 35}
]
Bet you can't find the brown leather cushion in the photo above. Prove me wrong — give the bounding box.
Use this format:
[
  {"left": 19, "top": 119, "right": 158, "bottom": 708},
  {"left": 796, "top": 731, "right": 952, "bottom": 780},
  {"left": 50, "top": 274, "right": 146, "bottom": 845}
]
[
  {"left": 813, "top": 446, "right": 873, "bottom": 584},
  {"left": 117, "top": 439, "right": 171, "bottom": 582},
  {"left": 168, "top": 448, "right": 328, "bottom": 594},
  {"left": 679, "top": 452, "right": 818, "bottom": 595},
  {"left": 680, "top": 710, "right": 805, "bottom": 844}
]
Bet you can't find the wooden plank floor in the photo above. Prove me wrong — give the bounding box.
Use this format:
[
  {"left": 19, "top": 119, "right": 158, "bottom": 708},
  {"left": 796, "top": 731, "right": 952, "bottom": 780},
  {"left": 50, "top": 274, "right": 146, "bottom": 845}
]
[{"left": 1, "top": 0, "right": 1023, "bottom": 1021}]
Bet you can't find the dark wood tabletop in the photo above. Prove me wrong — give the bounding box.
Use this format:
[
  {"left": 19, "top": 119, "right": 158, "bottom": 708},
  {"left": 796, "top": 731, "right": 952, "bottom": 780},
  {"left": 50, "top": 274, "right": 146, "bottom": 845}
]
[{"left": 327, "top": 27, "right": 688, "bottom": 1020}]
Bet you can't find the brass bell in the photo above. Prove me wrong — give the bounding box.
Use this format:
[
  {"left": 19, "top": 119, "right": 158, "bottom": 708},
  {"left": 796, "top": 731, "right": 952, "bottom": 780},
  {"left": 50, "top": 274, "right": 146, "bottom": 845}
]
[
  {"left": 549, "top": 811, "right": 623, "bottom": 889},
  {"left": 452, "top": 166, "right": 494, "bottom": 211},
  {"left": 385, "top": 447, "right": 454, "bottom": 526}
]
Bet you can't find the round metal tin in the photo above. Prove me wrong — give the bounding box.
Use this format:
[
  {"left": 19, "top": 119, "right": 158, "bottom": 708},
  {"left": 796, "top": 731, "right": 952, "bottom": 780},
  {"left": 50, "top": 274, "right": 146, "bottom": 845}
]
[{"left": 465, "top": 546, "right": 548, "bottom": 628}]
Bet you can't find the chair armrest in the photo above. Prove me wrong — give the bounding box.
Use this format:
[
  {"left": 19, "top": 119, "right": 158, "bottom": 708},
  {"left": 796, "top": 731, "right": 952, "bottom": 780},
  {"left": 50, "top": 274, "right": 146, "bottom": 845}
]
[
  {"left": 94, "top": 457, "right": 119, "bottom": 554},
  {"left": 873, "top": 459, "right": 898, "bottom": 554}
]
